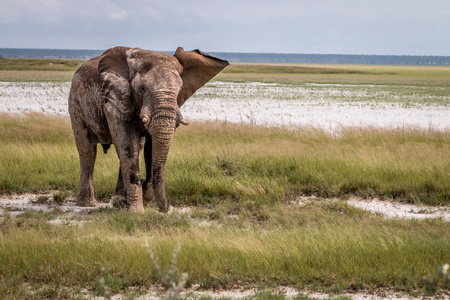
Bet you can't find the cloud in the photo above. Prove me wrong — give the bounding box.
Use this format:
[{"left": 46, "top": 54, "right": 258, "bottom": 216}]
[
  {"left": 1, "top": 0, "right": 129, "bottom": 24},
  {"left": 0, "top": 6, "right": 18, "bottom": 24},
  {"left": 1, "top": 0, "right": 449, "bottom": 55},
  {"left": 103, "top": 2, "right": 128, "bottom": 20},
  {"left": 1, "top": 0, "right": 62, "bottom": 24}
]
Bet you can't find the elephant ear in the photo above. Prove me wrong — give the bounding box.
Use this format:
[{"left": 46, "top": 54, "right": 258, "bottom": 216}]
[
  {"left": 98, "top": 46, "right": 135, "bottom": 120},
  {"left": 174, "top": 47, "right": 229, "bottom": 107}
]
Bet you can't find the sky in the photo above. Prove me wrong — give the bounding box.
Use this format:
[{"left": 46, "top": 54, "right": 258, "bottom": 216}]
[{"left": 1, "top": 0, "right": 449, "bottom": 56}]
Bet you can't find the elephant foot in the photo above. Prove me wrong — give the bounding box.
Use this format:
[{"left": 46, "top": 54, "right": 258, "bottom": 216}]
[
  {"left": 76, "top": 196, "right": 98, "bottom": 207},
  {"left": 111, "top": 194, "right": 145, "bottom": 213},
  {"left": 111, "top": 195, "right": 128, "bottom": 209},
  {"left": 142, "top": 180, "right": 154, "bottom": 207},
  {"left": 154, "top": 185, "right": 169, "bottom": 213},
  {"left": 159, "top": 206, "right": 169, "bottom": 213},
  {"left": 156, "top": 200, "right": 169, "bottom": 213},
  {"left": 128, "top": 201, "right": 145, "bottom": 213}
]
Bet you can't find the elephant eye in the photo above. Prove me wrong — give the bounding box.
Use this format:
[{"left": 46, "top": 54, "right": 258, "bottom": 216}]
[{"left": 138, "top": 85, "right": 146, "bottom": 94}]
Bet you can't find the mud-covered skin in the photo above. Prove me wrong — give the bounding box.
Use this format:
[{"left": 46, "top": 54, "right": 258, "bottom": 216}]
[{"left": 69, "top": 46, "right": 228, "bottom": 212}]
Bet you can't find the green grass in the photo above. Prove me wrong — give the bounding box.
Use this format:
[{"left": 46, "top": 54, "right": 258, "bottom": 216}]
[
  {"left": 169, "top": 125, "right": 450, "bottom": 206},
  {"left": 0, "top": 58, "right": 84, "bottom": 71},
  {"left": 0, "top": 114, "right": 448, "bottom": 205},
  {"left": 222, "top": 64, "right": 385, "bottom": 75},
  {"left": 0, "top": 70, "right": 75, "bottom": 82},
  {"left": 0, "top": 58, "right": 83, "bottom": 82},
  {"left": 1, "top": 58, "right": 449, "bottom": 85},
  {"left": 0, "top": 200, "right": 448, "bottom": 298},
  {"left": 218, "top": 63, "right": 450, "bottom": 85}
]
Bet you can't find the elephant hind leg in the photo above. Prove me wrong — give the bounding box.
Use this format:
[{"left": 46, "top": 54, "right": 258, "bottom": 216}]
[{"left": 77, "top": 143, "right": 99, "bottom": 207}]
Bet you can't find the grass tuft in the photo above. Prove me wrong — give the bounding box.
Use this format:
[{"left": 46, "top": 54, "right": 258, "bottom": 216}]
[
  {"left": 36, "top": 195, "right": 49, "bottom": 204},
  {"left": 53, "top": 191, "right": 68, "bottom": 205}
]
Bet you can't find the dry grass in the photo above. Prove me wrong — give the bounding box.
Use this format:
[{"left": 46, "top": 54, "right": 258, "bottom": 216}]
[
  {"left": 0, "top": 58, "right": 84, "bottom": 71},
  {"left": 217, "top": 63, "right": 450, "bottom": 85},
  {"left": 1, "top": 59, "right": 449, "bottom": 85},
  {"left": 222, "top": 64, "right": 385, "bottom": 75},
  {"left": 0, "top": 70, "right": 75, "bottom": 82}
]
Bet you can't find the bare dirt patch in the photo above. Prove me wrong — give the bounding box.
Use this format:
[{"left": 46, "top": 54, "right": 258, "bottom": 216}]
[
  {"left": 347, "top": 197, "right": 450, "bottom": 221},
  {"left": 101, "top": 285, "right": 450, "bottom": 300},
  {"left": 1, "top": 193, "right": 449, "bottom": 223},
  {"left": 0, "top": 193, "right": 111, "bottom": 214},
  {"left": 295, "top": 195, "right": 450, "bottom": 221}
]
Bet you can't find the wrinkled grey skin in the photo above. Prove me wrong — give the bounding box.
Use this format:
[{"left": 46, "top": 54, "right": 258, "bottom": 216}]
[{"left": 69, "top": 46, "right": 228, "bottom": 213}]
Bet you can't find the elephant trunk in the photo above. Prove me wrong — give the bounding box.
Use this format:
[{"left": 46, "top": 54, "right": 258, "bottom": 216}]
[
  {"left": 146, "top": 95, "right": 178, "bottom": 212},
  {"left": 151, "top": 131, "right": 173, "bottom": 212}
]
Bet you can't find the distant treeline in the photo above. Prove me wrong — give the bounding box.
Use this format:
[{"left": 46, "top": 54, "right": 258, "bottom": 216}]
[{"left": 1, "top": 48, "right": 449, "bottom": 65}]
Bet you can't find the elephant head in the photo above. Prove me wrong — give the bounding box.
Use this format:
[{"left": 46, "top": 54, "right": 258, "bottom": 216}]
[{"left": 72, "top": 46, "right": 228, "bottom": 212}]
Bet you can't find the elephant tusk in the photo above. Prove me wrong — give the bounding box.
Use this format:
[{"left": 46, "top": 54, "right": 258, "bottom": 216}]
[
  {"left": 180, "top": 119, "right": 190, "bottom": 126},
  {"left": 142, "top": 117, "right": 149, "bottom": 124}
]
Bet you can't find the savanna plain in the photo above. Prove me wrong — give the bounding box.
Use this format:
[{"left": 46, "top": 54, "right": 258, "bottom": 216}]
[{"left": 0, "top": 58, "right": 449, "bottom": 299}]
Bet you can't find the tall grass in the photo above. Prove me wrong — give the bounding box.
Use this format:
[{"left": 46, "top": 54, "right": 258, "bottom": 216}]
[
  {"left": 0, "top": 114, "right": 449, "bottom": 205},
  {"left": 169, "top": 123, "right": 450, "bottom": 205}
]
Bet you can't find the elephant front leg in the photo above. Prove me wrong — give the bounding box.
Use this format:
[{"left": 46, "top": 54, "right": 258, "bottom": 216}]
[
  {"left": 108, "top": 121, "right": 145, "bottom": 213},
  {"left": 113, "top": 136, "right": 148, "bottom": 208},
  {"left": 115, "top": 146, "right": 145, "bottom": 213}
]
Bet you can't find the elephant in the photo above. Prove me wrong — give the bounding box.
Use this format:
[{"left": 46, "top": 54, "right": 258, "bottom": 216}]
[{"left": 68, "top": 46, "right": 229, "bottom": 213}]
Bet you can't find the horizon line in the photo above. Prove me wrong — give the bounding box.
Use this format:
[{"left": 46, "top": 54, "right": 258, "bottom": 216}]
[{"left": 1, "top": 47, "right": 449, "bottom": 58}]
